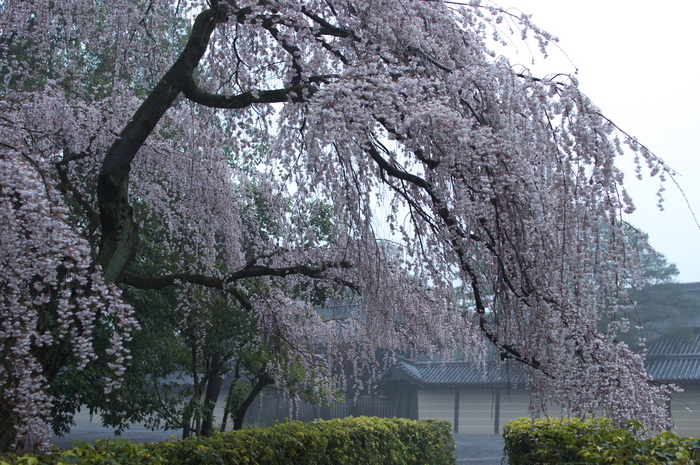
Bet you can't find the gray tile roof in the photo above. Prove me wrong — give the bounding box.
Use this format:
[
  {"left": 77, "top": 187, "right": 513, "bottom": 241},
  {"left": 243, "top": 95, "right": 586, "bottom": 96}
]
[
  {"left": 645, "top": 327, "right": 700, "bottom": 383},
  {"left": 646, "top": 358, "right": 700, "bottom": 383},
  {"left": 646, "top": 328, "right": 700, "bottom": 357},
  {"left": 384, "top": 327, "right": 700, "bottom": 387},
  {"left": 382, "top": 360, "right": 527, "bottom": 388}
]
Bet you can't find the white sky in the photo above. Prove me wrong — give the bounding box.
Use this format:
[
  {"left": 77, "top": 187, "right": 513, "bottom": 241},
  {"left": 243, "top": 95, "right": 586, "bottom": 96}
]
[{"left": 495, "top": 0, "right": 700, "bottom": 283}]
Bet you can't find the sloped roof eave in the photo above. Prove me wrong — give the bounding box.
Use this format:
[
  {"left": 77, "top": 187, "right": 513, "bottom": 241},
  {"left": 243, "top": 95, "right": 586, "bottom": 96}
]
[{"left": 380, "top": 359, "right": 529, "bottom": 388}]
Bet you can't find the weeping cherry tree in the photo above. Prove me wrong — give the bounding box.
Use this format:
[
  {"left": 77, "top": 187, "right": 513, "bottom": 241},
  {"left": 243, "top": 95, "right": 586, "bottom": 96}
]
[{"left": 0, "top": 0, "right": 676, "bottom": 450}]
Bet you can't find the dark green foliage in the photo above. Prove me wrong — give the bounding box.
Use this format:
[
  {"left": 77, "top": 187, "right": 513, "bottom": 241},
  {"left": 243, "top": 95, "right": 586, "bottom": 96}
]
[
  {"left": 503, "top": 416, "right": 700, "bottom": 464},
  {"left": 622, "top": 283, "right": 700, "bottom": 351},
  {"left": 0, "top": 417, "right": 454, "bottom": 465},
  {"left": 598, "top": 231, "right": 700, "bottom": 352}
]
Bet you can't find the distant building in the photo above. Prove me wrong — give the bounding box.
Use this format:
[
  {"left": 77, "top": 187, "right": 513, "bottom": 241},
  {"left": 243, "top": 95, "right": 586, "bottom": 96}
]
[
  {"left": 645, "top": 326, "right": 700, "bottom": 437},
  {"left": 379, "top": 282, "right": 700, "bottom": 437},
  {"left": 685, "top": 282, "right": 700, "bottom": 298},
  {"left": 380, "top": 359, "right": 530, "bottom": 435}
]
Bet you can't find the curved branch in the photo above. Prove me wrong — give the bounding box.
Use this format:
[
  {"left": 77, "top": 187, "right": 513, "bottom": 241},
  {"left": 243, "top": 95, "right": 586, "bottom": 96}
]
[
  {"left": 183, "top": 78, "right": 306, "bottom": 108},
  {"left": 364, "top": 134, "right": 547, "bottom": 374},
  {"left": 300, "top": 6, "right": 354, "bottom": 38},
  {"left": 365, "top": 136, "right": 470, "bottom": 239},
  {"left": 97, "top": 6, "right": 228, "bottom": 282},
  {"left": 260, "top": 16, "right": 304, "bottom": 81},
  {"left": 182, "top": 73, "right": 337, "bottom": 109},
  {"left": 122, "top": 261, "right": 354, "bottom": 290}
]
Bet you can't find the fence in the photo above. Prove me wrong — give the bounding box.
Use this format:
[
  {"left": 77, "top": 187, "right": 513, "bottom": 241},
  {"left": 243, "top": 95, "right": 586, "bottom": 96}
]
[{"left": 244, "top": 394, "right": 396, "bottom": 428}]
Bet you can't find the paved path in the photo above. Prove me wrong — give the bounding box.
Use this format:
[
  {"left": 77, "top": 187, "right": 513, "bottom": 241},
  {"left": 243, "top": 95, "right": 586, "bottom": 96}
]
[
  {"left": 52, "top": 426, "right": 507, "bottom": 464},
  {"left": 454, "top": 434, "right": 507, "bottom": 464}
]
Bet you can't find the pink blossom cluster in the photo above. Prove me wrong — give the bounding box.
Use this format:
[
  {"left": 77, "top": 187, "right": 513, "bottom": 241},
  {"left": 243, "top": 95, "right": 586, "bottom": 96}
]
[{"left": 0, "top": 147, "right": 138, "bottom": 449}]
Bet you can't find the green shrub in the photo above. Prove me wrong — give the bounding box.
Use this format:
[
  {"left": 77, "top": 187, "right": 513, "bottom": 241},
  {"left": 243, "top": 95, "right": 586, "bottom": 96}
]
[
  {"left": 0, "top": 439, "right": 164, "bottom": 465},
  {"left": 0, "top": 416, "right": 455, "bottom": 465},
  {"left": 503, "top": 416, "right": 700, "bottom": 464},
  {"left": 503, "top": 416, "right": 615, "bottom": 464}
]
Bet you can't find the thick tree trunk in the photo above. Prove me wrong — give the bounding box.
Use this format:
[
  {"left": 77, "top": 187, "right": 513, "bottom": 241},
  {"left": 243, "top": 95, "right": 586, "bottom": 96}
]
[
  {"left": 96, "top": 6, "right": 226, "bottom": 282},
  {"left": 181, "top": 409, "right": 193, "bottom": 439},
  {"left": 200, "top": 353, "right": 223, "bottom": 437},
  {"left": 220, "top": 361, "right": 241, "bottom": 432},
  {"left": 95, "top": 4, "right": 302, "bottom": 283},
  {"left": 233, "top": 374, "right": 273, "bottom": 431}
]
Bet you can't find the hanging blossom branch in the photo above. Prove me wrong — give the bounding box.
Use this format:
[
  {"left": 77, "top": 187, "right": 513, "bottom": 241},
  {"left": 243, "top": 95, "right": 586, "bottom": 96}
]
[
  {"left": 364, "top": 135, "right": 544, "bottom": 371},
  {"left": 1, "top": 146, "right": 138, "bottom": 450}
]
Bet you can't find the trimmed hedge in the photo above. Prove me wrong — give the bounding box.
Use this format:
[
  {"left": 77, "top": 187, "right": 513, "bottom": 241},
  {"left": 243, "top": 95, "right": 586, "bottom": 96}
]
[
  {"left": 0, "top": 417, "right": 455, "bottom": 465},
  {"left": 503, "top": 416, "right": 700, "bottom": 464}
]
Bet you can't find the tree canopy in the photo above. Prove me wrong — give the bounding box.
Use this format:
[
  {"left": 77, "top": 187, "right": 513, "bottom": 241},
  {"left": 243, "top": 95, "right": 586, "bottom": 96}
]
[
  {"left": 0, "top": 0, "right": 677, "bottom": 450},
  {"left": 611, "top": 236, "right": 700, "bottom": 351}
]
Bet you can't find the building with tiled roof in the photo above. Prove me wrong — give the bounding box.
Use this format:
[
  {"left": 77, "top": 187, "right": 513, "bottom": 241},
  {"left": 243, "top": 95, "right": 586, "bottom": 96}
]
[
  {"left": 383, "top": 360, "right": 527, "bottom": 389},
  {"left": 380, "top": 359, "right": 532, "bottom": 435},
  {"left": 646, "top": 327, "right": 700, "bottom": 383},
  {"left": 380, "top": 283, "right": 700, "bottom": 437}
]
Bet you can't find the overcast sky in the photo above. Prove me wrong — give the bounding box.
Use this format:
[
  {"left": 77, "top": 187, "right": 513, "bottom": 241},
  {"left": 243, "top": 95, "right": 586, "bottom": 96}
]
[{"left": 495, "top": 0, "right": 700, "bottom": 283}]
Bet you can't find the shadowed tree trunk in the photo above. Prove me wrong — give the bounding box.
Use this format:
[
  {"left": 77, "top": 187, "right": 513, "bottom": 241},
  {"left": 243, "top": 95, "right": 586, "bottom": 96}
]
[
  {"left": 97, "top": 7, "right": 226, "bottom": 283},
  {"left": 201, "top": 352, "right": 223, "bottom": 437},
  {"left": 233, "top": 374, "right": 274, "bottom": 431}
]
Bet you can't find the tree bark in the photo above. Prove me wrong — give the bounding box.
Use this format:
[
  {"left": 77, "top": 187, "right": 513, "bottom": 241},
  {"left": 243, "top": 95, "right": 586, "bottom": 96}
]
[
  {"left": 97, "top": 6, "right": 226, "bottom": 282},
  {"left": 233, "top": 374, "right": 273, "bottom": 430},
  {"left": 200, "top": 353, "right": 223, "bottom": 437}
]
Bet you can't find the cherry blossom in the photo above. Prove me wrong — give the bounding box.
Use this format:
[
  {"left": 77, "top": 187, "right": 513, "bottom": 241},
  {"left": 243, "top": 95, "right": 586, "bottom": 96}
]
[{"left": 0, "top": 145, "right": 138, "bottom": 449}]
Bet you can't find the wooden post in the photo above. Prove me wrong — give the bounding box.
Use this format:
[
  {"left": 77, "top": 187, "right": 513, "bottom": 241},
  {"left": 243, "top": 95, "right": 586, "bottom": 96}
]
[
  {"left": 454, "top": 388, "right": 460, "bottom": 434},
  {"left": 494, "top": 386, "right": 501, "bottom": 436}
]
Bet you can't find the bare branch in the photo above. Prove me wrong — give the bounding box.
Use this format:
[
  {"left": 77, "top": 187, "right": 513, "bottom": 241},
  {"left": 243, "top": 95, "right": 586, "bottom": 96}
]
[
  {"left": 122, "top": 261, "right": 355, "bottom": 290},
  {"left": 182, "top": 75, "right": 336, "bottom": 108}
]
